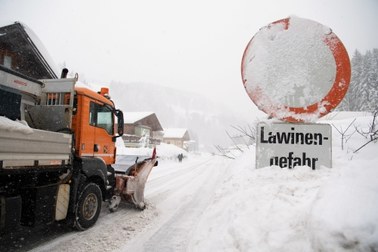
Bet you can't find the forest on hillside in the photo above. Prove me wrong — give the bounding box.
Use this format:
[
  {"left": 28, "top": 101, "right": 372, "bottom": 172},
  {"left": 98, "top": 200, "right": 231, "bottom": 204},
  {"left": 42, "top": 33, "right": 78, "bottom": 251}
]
[{"left": 338, "top": 49, "right": 378, "bottom": 112}]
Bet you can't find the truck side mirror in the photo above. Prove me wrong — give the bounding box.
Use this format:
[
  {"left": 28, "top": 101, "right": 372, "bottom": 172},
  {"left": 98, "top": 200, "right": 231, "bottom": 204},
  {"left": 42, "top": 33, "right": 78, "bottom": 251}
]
[{"left": 115, "top": 109, "right": 124, "bottom": 137}]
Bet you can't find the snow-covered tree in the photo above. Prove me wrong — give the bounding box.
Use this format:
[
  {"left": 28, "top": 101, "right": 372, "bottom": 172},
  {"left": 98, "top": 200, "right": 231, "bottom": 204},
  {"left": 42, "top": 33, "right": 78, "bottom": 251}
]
[
  {"left": 339, "top": 50, "right": 363, "bottom": 111},
  {"left": 338, "top": 49, "right": 378, "bottom": 112},
  {"left": 366, "top": 49, "right": 378, "bottom": 112}
]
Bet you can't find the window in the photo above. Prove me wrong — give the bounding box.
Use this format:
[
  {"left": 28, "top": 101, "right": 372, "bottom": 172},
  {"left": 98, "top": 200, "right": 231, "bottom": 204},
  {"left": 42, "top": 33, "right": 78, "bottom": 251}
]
[
  {"left": 89, "top": 102, "right": 114, "bottom": 135},
  {"left": 46, "top": 92, "right": 71, "bottom": 105},
  {"left": 3, "top": 55, "right": 12, "bottom": 68}
]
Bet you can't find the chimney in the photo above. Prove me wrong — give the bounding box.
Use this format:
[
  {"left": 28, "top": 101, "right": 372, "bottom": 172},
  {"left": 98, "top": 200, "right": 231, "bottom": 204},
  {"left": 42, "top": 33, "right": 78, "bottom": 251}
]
[{"left": 60, "top": 68, "right": 68, "bottom": 78}]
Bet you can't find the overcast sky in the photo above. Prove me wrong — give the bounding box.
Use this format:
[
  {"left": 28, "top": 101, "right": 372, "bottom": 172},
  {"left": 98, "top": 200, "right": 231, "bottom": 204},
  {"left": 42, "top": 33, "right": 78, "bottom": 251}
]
[{"left": 0, "top": 0, "right": 377, "bottom": 119}]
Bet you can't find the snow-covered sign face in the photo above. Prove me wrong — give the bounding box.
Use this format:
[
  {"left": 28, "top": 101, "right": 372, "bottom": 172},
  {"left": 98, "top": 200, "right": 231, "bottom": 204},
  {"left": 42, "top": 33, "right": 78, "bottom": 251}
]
[{"left": 241, "top": 16, "right": 351, "bottom": 122}]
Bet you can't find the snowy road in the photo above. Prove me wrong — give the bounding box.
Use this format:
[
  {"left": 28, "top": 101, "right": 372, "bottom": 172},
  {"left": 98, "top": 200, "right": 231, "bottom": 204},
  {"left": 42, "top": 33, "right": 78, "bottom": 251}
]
[
  {"left": 123, "top": 155, "right": 231, "bottom": 251},
  {"left": 2, "top": 154, "right": 231, "bottom": 252}
]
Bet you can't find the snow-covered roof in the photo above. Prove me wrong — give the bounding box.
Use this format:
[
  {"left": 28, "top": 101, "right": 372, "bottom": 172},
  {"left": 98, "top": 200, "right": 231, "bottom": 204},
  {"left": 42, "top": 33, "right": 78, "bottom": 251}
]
[
  {"left": 20, "top": 22, "right": 59, "bottom": 78},
  {"left": 0, "top": 22, "right": 59, "bottom": 79},
  {"left": 163, "top": 128, "right": 188, "bottom": 139},
  {"left": 124, "top": 112, "right": 155, "bottom": 124}
]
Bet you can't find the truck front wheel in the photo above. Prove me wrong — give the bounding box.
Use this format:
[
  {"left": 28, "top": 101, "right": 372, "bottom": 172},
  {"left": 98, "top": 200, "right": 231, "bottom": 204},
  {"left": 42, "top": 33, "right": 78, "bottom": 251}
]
[{"left": 74, "top": 183, "right": 102, "bottom": 231}]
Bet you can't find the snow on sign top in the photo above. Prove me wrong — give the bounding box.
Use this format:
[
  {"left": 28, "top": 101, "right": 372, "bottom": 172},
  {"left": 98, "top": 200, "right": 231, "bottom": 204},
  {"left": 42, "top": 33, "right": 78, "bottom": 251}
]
[{"left": 241, "top": 16, "right": 351, "bottom": 122}]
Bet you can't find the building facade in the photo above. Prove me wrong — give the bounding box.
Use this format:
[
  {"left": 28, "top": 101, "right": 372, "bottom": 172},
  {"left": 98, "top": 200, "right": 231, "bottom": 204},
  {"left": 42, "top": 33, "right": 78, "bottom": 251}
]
[
  {"left": 163, "top": 128, "right": 191, "bottom": 150},
  {"left": 122, "top": 112, "right": 163, "bottom": 148},
  {"left": 0, "top": 22, "right": 58, "bottom": 79}
]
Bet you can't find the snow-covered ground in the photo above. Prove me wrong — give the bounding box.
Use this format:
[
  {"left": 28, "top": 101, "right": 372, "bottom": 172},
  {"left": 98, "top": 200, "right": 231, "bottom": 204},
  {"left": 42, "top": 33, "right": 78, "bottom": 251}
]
[{"left": 3, "top": 112, "right": 378, "bottom": 251}]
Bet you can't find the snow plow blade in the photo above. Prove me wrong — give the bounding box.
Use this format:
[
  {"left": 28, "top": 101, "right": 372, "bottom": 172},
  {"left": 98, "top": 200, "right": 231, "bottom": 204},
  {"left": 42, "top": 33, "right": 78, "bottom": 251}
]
[{"left": 110, "top": 150, "right": 158, "bottom": 211}]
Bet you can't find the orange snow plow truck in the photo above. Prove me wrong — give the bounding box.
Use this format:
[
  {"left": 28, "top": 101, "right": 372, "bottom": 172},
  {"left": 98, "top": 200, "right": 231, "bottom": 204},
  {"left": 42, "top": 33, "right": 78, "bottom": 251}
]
[{"left": 0, "top": 65, "right": 157, "bottom": 233}]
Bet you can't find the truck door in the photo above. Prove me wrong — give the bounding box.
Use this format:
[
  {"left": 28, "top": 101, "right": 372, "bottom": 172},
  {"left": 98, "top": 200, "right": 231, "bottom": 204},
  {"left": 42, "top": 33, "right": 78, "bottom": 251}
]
[
  {"left": 89, "top": 101, "right": 115, "bottom": 165},
  {"left": 73, "top": 95, "right": 95, "bottom": 159},
  {"left": 72, "top": 88, "right": 117, "bottom": 165}
]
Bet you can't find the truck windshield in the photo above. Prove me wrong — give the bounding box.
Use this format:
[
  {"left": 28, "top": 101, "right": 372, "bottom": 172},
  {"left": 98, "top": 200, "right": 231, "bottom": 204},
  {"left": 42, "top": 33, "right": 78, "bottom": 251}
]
[{"left": 89, "top": 102, "right": 114, "bottom": 135}]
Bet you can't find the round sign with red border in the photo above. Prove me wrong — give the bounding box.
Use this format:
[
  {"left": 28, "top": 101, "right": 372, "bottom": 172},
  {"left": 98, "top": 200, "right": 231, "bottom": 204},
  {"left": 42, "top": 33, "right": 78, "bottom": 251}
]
[{"left": 241, "top": 16, "right": 351, "bottom": 122}]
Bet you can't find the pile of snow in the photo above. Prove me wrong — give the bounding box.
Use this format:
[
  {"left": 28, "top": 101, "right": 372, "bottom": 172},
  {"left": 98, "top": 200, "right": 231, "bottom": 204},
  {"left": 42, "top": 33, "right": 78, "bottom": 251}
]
[
  {"left": 116, "top": 137, "right": 187, "bottom": 160},
  {"left": 116, "top": 137, "right": 152, "bottom": 157},
  {"left": 0, "top": 116, "right": 33, "bottom": 134},
  {"left": 309, "top": 165, "right": 378, "bottom": 251},
  {"left": 189, "top": 112, "right": 378, "bottom": 251},
  {"left": 157, "top": 143, "right": 188, "bottom": 160}
]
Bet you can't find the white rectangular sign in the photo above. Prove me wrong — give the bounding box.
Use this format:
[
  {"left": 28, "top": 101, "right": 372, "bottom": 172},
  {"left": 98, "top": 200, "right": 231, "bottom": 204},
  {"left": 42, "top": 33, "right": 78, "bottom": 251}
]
[{"left": 256, "top": 122, "right": 332, "bottom": 169}]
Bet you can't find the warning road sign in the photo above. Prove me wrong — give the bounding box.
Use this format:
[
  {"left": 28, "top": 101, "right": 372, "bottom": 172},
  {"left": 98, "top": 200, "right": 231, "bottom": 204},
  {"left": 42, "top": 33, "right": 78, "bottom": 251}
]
[
  {"left": 241, "top": 16, "right": 351, "bottom": 122},
  {"left": 256, "top": 122, "right": 332, "bottom": 170}
]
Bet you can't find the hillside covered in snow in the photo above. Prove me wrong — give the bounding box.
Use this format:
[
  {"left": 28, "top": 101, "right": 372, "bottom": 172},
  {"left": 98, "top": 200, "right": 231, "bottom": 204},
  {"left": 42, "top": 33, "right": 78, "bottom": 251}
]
[{"left": 109, "top": 81, "right": 259, "bottom": 151}]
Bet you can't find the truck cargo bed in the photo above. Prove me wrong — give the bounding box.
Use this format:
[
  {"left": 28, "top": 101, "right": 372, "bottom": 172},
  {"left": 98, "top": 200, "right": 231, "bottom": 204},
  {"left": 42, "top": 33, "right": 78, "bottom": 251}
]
[{"left": 0, "top": 120, "right": 72, "bottom": 169}]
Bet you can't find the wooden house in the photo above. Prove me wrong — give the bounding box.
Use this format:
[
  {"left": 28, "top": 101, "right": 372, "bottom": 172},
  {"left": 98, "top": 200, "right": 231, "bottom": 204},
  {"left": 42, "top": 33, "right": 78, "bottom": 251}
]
[
  {"left": 0, "top": 22, "right": 58, "bottom": 79},
  {"left": 122, "top": 112, "right": 163, "bottom": 148},
  {"left": 163, "top": 128, "right": 191, "bottom": 150}
]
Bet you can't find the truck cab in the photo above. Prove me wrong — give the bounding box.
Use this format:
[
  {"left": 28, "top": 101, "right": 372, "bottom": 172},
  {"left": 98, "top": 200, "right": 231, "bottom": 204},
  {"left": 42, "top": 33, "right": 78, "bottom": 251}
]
[{"left": 73, "top": 87, "right": 121, "bottom": 165}]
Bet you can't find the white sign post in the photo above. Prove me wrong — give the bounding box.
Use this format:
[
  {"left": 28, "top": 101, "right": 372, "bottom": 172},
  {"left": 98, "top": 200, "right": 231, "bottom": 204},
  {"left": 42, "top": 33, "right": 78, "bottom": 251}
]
[{"left": 256, "top": 122, "right": 332, "bottom": 169}]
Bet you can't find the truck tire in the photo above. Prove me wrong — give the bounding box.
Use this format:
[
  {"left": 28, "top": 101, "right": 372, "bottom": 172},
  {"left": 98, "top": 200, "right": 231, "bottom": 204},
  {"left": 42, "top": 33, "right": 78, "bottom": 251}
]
[{"left": 74, "top": 183, "right": 102, "bottom": 231}]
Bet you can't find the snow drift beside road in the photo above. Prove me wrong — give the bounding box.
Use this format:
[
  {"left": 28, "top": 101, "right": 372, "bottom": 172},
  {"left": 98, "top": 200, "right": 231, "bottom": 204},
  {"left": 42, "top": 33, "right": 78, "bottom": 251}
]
[
  {"left": 188, "top": 149, "right": 378, "bottom": 251},
  {"left": 309, "top": 165, "right": 378, "bottom": 251},
  {"left": 116, "top": 138, "right": 188, "bottom": 160},
  {"left": 188, "top": 112, "right": 378, "bottom": 251}
]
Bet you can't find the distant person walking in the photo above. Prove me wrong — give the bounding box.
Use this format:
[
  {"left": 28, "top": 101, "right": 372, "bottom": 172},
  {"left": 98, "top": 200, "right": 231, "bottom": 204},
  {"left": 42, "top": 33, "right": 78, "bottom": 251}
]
[{"left": 178, "top": 153, "right": 183, "bottom": 162}]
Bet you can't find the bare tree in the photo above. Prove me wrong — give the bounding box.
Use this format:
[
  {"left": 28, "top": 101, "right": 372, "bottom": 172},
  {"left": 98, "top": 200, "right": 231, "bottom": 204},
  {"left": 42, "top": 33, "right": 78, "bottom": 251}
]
[
  {"left": 225, "top": 130, "right": 245, "bottom": 152},
  {"left": 332, "top": 119, "right": 357, "bottom": 150},
  {"left": 214, "top": 123, "right": 258, "bottom": 158},
  {"left": 354, "top": 111, "right": 378, "bottom": 153},
  {"left": 213, "top": 145, "right": 236, "bottom": 159},
  {"left": 230, "top": 124, "right": 257, "bottom": 145}
]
